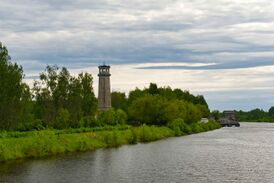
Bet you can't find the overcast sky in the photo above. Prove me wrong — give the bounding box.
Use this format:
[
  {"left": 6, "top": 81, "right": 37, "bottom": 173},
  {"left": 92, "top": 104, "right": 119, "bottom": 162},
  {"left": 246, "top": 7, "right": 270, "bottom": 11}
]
[{"left": 1, "top": 0, "right": 274, "bottom": 111}]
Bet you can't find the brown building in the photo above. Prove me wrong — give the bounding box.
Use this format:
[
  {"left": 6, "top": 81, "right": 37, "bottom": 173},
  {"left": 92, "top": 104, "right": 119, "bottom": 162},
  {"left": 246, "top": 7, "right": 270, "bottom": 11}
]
[{"left": 98, "top": 64, "right": 111, "bottom": 111}]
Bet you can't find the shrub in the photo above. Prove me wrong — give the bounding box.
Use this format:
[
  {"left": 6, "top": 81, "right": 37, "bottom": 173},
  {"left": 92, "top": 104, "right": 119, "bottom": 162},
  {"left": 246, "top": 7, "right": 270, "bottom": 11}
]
[
  {"left": 79, "top": 116, "right": 99, "bottom": 127},
  {"left": 54, "top": 108, "right": 70, "bottom": 129},
  {"left": 97, "top": 108, "right": 128, "bottom": 126},
  {"left": 168, "top": 118, "right": 192, "bottom": 135},
  {"left": 115, "top": 109, "right": 128, "bottom": 125},
  {"left": 17, "top": 119, "right": 45, "bottom": 131}
]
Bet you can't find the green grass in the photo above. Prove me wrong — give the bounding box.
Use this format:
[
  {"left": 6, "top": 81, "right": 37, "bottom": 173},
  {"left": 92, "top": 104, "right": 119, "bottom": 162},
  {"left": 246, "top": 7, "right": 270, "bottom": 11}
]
[{"left": 0, "top": 122, "right": 221, "bottom": 162}]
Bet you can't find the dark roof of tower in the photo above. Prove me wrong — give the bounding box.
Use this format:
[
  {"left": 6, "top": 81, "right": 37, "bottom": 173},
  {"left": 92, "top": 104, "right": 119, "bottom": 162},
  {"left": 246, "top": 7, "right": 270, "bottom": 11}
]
[{"left": 98, "top": 64, "right": 110, "bottom": 68}]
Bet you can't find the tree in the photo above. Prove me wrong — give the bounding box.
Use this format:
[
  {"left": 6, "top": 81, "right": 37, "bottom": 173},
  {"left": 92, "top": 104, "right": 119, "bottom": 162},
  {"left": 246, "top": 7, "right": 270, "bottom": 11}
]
[
  {"left": 111, "top": 91, "right": 127, "bottom": 110},
  {"left": 269, "top": 106, "right": 274, "bottom": 116},
  {"left": 32, "top": 65, "right": 97, "bottom": 128},
  {"left": 148, "top": 83, "right": 159, "bottom": 95},
  {"left": 0, "top": 44, "right": 32, "bottom": 129},
  {"left": 128, "top": 88, "right": 147, "bottom": 104},
  {"left": 128, "top": 95, "right": 167, "bottom": 125},
  {"left": 211, "top": 110, "right": 221, "bottom": 121},
  {"left": 97, "top": 108, "right": 127, "bottom": 125},
  {"left": 248, "top": 108, "right": 266, "bottom": 120},
  {"left": 78, "top": 72, "right": 97, "bottom": 116}
]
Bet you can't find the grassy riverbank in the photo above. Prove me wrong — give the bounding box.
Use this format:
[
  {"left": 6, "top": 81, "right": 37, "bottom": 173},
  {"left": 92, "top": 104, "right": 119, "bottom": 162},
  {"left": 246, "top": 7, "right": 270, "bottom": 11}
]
[{"left": 0, "top": 122, "right": 220, "bottom": 162}]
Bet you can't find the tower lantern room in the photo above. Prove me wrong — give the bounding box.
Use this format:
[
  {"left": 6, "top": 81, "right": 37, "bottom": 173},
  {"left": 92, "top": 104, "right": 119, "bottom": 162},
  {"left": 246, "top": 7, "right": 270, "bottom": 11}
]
[{"left": 98, "top": 65, "right": 111, "bottom": 77}]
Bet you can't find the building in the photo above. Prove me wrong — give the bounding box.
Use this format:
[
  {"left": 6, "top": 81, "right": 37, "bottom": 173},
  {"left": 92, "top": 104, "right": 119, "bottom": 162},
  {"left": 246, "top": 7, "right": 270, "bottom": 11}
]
[
  {"left": 223, "top": 111, "right": 236, "bottom": 121},
  {"left": 98, "top": 64, "right": 111, "bottom": 111},
  {"left": 219, "top": 110, "right": 240, "bottom": 127}
]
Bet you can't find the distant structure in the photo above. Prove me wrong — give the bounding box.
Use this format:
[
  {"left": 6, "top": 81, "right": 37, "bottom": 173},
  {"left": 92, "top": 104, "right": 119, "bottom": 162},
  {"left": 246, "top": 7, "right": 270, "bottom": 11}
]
[
  {"left": 98, "top": 64, "right": 111, "bottom": 111},
  {"left": 224, "top": 111, "right": 236, "bottom": 121},
  {"left": 219, "top": 110, "right": 240, "bottom": 127},
  {"left": 200, "top": 118, "right": 209, "bottom": 123}
]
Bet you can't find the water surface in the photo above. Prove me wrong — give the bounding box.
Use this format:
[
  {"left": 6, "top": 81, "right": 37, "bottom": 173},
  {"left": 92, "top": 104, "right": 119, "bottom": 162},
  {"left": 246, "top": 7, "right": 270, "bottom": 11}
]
[{"left": 1, "top": 123, "right": 274, "bottom": 183}]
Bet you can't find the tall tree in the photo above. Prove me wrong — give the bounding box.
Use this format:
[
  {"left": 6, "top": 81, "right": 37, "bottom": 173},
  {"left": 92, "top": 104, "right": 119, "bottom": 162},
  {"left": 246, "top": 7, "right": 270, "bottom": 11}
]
[
  {"left": 269, "top": 106, "right": 274, "bottom": 116},
  {"left": 0, "top": 43, "right": 31, "bottom": 129},
  {"left": 32, "top": 65, "right": 97, "bottom": 128},
  {"left": 111, "top": 91, "right": 127, "bottom": 110}
]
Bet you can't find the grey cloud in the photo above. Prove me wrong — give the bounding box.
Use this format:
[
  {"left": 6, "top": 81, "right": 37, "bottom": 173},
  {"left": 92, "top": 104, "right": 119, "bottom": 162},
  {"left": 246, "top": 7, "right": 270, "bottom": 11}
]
[{"left": 2, "top": 0, "right": 274, "bottom": 110}]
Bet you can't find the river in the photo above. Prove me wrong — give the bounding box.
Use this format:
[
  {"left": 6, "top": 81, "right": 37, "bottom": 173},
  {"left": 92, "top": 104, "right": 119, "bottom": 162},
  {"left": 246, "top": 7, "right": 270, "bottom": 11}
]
[{"left": 1, "top": 123, "right": 274, "bottom": 183}]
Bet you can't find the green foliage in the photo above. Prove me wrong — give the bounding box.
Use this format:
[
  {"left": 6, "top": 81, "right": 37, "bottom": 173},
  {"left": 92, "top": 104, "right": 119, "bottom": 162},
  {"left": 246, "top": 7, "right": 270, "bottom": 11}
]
[
  {"left": 128, "top": 94, "right": 202, "bottom": 125},
  {"left": 128, "top": 95, "right": 168, "bottom": 125},
  {"left": 18, "top": 119, "right": 45, "bottom": 131},
  {"left": 0, "top": 44, "right": 33, "bottom": 130},
  {"left": 128, "top": 88, "right": 147, "bottom": 104},
  {"left": 235, "top": 107, "right": 274, "bottom": 122},
  {"left": 111, "top": 91, "right": 127, "bottom": 110},
  {"left": 79, "top": 116, "right": 98, "bottom": 127},
  {"left": 168, "top": 118, "right": 220, "bottom": 136},
  {"left": 211, "top": 110, "right": 221, "bottom": 121},
  {"left": 148, "top": 83, "right": 159, "bottom": 95},
  {"left": 97, "top": 108, "right": 116, "bottom": 125},
  {"left": 0, "top": 126, "right": 170, "bottom": 161},
  {"left": 167, "top": 118, "right": 191, "bottom": 135},
  {"left": 128, "top": 83, "right": 209, "bottom": 108},
  {"left": 54, "top": 108, "right": 70, "bottom": 129},
  {"left": 32, "top": 65, "right": 97, "bottom": 128},
  {"left": 97, "top": 108, "right": 128, "bottom": 126},
  {"left": 0, "top": 122, "right": 220, "bottom": 162},
  {"left": 269, "top": 107, "right": 274, "bottom": 116},
  {"left": 116, "top": 109, "right": 128, "bottom": 125}
]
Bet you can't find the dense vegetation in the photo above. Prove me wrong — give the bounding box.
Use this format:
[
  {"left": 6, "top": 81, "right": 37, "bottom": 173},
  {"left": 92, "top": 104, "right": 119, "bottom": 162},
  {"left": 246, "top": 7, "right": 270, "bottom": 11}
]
[
  {"left": 236, "top": 108, "right": 274, "bottom": 122},
  {"left": 0, "top": 43, "right": 221, "bottom": 161},
  {"left": 0, "top": 122, "right": 220, "bottom": 161}
]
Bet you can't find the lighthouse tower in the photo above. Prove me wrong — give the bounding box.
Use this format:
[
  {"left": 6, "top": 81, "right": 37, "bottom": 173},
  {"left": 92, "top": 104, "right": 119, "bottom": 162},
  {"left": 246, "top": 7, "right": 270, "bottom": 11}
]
[{"left": 98, "top": 64, "right": 111, "bottom": 111}]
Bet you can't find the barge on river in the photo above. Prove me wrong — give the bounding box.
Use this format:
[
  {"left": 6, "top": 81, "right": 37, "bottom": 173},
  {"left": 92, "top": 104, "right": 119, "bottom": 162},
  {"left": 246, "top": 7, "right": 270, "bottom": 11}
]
[{"left": 219, "top": 111, "right": 240, "bottom": 127}]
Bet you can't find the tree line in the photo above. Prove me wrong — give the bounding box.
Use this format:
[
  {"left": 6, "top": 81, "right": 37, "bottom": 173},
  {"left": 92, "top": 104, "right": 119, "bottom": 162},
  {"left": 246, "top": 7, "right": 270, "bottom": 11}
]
[
  {"left": 0, "top": 44, "right": 210, "bottom": 131},
  {"left": 211, "top": 107, "right": 274, "bottom": 122},
  {"left": 236, "top": 108, "right": 274, "bottom": 122}
]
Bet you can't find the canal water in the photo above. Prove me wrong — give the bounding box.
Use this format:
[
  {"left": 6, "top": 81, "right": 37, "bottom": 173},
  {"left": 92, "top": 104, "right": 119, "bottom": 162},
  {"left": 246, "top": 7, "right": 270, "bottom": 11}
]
[{"left": 1, "top": 123, "right": 274, "bottom": 183}]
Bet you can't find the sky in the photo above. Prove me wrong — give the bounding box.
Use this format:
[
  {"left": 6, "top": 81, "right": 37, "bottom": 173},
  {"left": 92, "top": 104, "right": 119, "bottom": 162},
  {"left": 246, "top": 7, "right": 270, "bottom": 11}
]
[{"left": 1, "top": 0, "right": 274, "bottom": 111}]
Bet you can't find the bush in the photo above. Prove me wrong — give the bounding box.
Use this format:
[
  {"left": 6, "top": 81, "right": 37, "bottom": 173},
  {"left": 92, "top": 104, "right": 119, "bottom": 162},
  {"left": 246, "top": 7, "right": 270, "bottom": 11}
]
[
  {"left": 189, "top": 123, "right": 203, "bottom": 133},
  {"left": 168, "top": 118, "right": 221, "bottom": 135},
  {"left": 17, "top": 119, "right": 45, "bottom": 131},
  {"left": 54, "top": 108, "right": 70, "bottom": 129},
  {"left": 97, "top": 108, "right": 128, "bottom": 126},
  {"left": 79, "top": 116, "right": 99, "bottom": 127},
  {"left": 115, "top": 109, "right": 128, "bottom": 125},
  {"left": 168, "top": 118, "right": 192, "bottom": 135}
]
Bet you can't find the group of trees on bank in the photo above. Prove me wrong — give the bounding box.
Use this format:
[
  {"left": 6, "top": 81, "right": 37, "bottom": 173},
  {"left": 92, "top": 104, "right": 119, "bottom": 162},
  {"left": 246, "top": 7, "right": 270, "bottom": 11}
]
[
  {"left": 0, "top": 44, "right": 210, "bottom": 131},
  {"left": 236, "top": 108, "right": 274, "bottom": 122},
  {"left": 111, "top": 84, "right": 209, "bottom": 126},
  {"left": 0, "top": 45, "right": 99, "bottom": 130}
]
